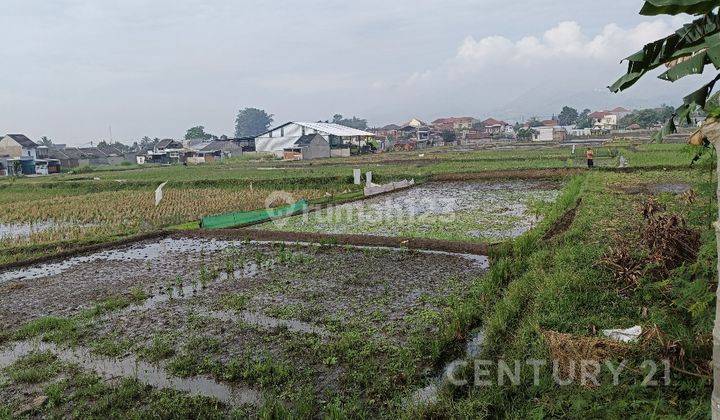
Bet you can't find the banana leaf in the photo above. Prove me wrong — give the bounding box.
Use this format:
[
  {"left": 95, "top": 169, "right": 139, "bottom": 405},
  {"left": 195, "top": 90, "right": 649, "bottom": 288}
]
[{"left": 641, "top": 0, "right": 718, "bottom": 16}]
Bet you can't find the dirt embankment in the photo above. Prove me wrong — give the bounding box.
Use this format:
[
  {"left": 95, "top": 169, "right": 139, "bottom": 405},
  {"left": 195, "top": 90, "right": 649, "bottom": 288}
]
[
  {"left": 431, "top": 168, "right": 585, "bottom": 181},
  {"left": 183, "top": 229, "right": 491, "bottom": 256}
]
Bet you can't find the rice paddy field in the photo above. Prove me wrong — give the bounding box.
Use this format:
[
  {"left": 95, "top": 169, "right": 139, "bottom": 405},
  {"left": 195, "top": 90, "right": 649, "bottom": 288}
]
[{"left": 0, "top": 140, "right": 717, "bottom": 418}]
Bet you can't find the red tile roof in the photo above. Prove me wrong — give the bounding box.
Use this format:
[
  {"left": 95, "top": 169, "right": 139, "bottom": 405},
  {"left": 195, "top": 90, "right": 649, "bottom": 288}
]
[
  {"left": 481, "top": 118, "right": 508, "bottom": 126},
  {"left": 588, "top": 111, "right": 610, "bottom": 119}
]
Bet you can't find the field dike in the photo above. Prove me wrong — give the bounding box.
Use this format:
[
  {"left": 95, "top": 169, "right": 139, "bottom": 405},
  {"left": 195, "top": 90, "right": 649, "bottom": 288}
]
[{"left": 404, "top": 174, "right": 585, "bottom": 410}]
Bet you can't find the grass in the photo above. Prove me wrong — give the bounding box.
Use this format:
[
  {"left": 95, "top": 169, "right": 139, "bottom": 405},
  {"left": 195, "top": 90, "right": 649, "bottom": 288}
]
[
  {"left": 406, "top": 165, "right": 716, "bottom": 418},
  {"left": 0, "top": 141, "right": 715, "bottom": 418},
  {"left": 0, "top": 142, "right": 709, "bottom": 266}
]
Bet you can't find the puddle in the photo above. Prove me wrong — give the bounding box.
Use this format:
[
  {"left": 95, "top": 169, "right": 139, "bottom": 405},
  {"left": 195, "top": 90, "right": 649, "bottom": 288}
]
[
  {"left": 410, "top": 328, "right": 486, "bottom": 407},
  {"left": 196, "top": 309, "right": 329, "bottom": 336},
  {"left": 0, "top": 220, "right": 94, "bottom": 239},
  {"left": 110, "top": 263, "right": 262, "bottom": 318},
  {"left": 0, "top": 238, "right": 488, "bottom": 284},
  {"left": 0, "top": 340, "right": 261, "bottom": 407},
  {"left": 261, "top": 180, "right": 560, "bottom": 242}
]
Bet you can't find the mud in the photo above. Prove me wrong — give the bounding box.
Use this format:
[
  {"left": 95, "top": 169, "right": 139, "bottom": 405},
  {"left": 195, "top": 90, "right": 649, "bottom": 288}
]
[
  {"left": 0, "top": 228, "right": 490, "bottom": 410},
  {"left": 0, "top": 340, "right": 261, "bottom": 406},
  {"left": 259, "top": 180, "right": 560, "bottom": 242},
  {"left": 430, "top": 168, "right": 583, "bottom": 181},
  {"left": 542, "top": 199, "right": 582, "bottom": 241}
]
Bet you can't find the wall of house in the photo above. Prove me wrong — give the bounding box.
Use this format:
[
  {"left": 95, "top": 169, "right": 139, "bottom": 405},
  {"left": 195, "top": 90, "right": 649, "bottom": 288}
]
[
  {"left": 534, "top": 127, "right": 554, "bottom": 142},
  {"left": 330, "top": 148, "right": 351, "bottom": 157},
  {"left": 0, "top": 137, "right": 23, "bottom": 158},
  {"left": 301, "top": 137, "right": 331, "bottom": 160}
]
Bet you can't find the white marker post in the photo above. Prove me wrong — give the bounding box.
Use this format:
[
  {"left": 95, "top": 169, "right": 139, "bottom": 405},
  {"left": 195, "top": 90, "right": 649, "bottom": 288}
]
[
  {"left": 353, "top": 168, "right": 361, "bottom": 185},
  {"left": 155, "top": 182, "right": 168, "bottom": 206},
  {"left": 366, "top": 171, "right": 373, "bottom": 186}
]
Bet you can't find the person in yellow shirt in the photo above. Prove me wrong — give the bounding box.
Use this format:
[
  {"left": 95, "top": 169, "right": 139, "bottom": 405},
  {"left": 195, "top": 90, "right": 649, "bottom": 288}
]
[{"left": 586, "top": 147, "right": 594, "bottom": 169}]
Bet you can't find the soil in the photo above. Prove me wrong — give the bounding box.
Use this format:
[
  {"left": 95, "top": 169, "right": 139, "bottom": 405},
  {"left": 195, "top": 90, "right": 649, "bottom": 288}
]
[
  {"left": 0, "top": 235, "right": 489, "bottom": 406},
  {"left": 542, "top": 199, "right": 581, "bottom": 241}
]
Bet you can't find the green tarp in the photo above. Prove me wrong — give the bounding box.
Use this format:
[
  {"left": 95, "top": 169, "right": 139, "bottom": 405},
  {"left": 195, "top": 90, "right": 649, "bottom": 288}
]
[{"left": 201, "top": 200, "right": 308, "bottom": 229}]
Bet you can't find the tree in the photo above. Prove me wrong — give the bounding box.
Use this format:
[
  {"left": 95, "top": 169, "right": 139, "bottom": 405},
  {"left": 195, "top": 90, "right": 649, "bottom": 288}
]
[
  {"left": 575, "top": 109, "right": 593, "bottom": 129},
  {"left": 516, "top": 127, "right": 537, "bottom": 141},
  {"left": 610, "top": 2, "right": 720, "bottom": 415},
  {"left": 527, "top": 117, "right": 543, "bottom": 127},
  {"left": 330, "top": 114, "right": 369, "bottom": 130},
  {"left": 39, "top": 136, "right": 53, "bottom": 147},
  {"left": 557, "top": 106, "right": 579, "bottom": 126},
  {"left": 185, "top": 125, "right": 214, "bottom": 140},
  {"left": 618, "top": 107, "right": 675, "bottom": 128},
  {"left": 235, "top": 108, "right": 273, "bottom": 138}
]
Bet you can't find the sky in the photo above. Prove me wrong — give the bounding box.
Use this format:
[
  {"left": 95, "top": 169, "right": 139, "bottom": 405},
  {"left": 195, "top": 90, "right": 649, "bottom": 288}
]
[{"left": 0, "top": 0, "right": 710, "bottom": 145}]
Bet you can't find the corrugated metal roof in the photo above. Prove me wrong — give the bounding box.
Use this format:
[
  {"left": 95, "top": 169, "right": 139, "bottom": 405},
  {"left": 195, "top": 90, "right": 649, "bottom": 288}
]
[
  {"left": 259, "top": 122, "right": 375, "bottom": 138},
  {"left": 294, "top": 122, "right": 375, "bottom": 137}
]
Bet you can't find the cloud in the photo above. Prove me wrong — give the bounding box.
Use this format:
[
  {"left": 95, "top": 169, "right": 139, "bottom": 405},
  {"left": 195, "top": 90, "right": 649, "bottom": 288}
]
[
  {"left": 384, "top": 17, "right": 705, "bottom": 122},
  {"left": 452, "top": 19, "right": 673, "bottom": 71}
]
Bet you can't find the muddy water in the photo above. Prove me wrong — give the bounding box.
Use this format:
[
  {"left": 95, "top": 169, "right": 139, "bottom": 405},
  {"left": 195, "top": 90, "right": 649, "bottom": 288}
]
[
  {"left": 411, "top": 328, "right": 486, "bottom": 406},
  {"left": 0, "top": 238, "right": 488, "bottom": 284},
  {"left": 261, "top": 180, "right": 560, "bottom": 241},
  {"left": 195, "top": 309, "right": 329, "bottom": 336},
  {"left": 0, "top": 221, "right": 93, "bottom": 239},
  {"left": 0, "top": 340, "right": 261, "bottom": 406}
]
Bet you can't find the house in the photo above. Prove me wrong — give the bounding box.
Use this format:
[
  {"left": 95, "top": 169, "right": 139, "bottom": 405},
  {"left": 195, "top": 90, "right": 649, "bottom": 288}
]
[
  {"left": 255, "top": 122, "right": 375, "bottom": 158},
  {"left": 533, "top": 126, "right": 567, "bottom": 142},
  {"left": 372, "top": 124, "right": 401, "bottom": 140},
  {"left": 46, "top": 148, "right": 79, "bottom": 168},
  {"left": 432, "top": 117, "right": 474, "bottom": 132},
  {"left": 610, "top": 107, "right": 632, "bottom": 120},
  {"left": 461, "top": 131, "right": 493, "bottom": 146},
  {"left": 589, "top": 107, "right": 631, "bottom": 130},
  {"left": 282, "top": 134, "right": 331, "bottom": 160},
  {"left": 480, "top": 118, "right": 512, "bottom": 135},
  {"left": 187, "top": 140, "right": 243, "bottom": 159},
  {"left": 230, "top": 137, "right": 256, "bottom": 152},
  {"left": 0, "top": 134, "right": 38, "bottom": 159},
  {"left": 398, "top": 118, "right": 431, "bottom": 145},
  {"left": 155, "top": 139, "right": 184, "bottom": 152},
  {"left": 34, "top": 159, "right": 61, "bottom": 175},
  {"left": 77, "top": 147, "right": 116, "bottom": 166}
]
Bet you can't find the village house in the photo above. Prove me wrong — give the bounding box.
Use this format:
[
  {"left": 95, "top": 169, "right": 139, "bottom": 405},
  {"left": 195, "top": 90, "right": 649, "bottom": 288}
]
[
  {"left": 533, "top": 126, "right": 567, "bottom": 142},
  {"left": 589, "top": 107, "right": 630, "bottom": 131},
  {"left": 255, "top": 122, "right": 375, "bottom": 158},
  {"left": 432, "top": 117, "right": 474, "bottom": 132},
  {"left": 0, "top": 134, "right": 38, "bottom": 158},
  {"left": 282, "top": 133, "right": 331, "bottom": 160},
  {"left": 397, "top": 118, "right": 431, "bottom": 146},
  {"left": 479, "top": 118, "right": 512, "bottom": 135},
  {"left": 46, "top": 148, "right": 80, "bottom": 168}
]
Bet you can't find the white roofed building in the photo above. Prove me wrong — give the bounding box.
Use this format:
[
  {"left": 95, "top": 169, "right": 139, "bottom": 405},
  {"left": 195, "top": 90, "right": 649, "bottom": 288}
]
[{"left": 255, "top": 122, "right": 376, "bottom": 157}]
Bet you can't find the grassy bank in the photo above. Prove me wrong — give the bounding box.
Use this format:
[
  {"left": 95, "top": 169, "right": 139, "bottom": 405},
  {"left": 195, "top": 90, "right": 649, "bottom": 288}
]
[{"left": 410, "top": 165, "right": 717, "bottom": 418}]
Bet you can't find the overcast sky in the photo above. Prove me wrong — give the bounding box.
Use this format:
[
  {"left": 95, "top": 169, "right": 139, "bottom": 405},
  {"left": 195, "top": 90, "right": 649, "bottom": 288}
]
[{"left": 0, "top": 0, "right": 708, "bottom": 145}]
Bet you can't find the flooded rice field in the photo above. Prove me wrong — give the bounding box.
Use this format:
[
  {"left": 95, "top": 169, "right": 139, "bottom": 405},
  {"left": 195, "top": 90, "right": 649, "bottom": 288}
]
[
  {"left": 260, "top": 180, "right": 561, "bottom": 242},
  {"left": 0, "top": 220, "right": 93, "bottom": 240},
  {"left": 0, "top": 235, "right": 489, "bottom": 414}
]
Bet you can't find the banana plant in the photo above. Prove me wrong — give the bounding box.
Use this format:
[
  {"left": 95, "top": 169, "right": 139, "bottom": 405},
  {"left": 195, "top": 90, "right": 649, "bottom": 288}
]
[{"left": 610, "top": 1, "right": 720, "bottom": 416}]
